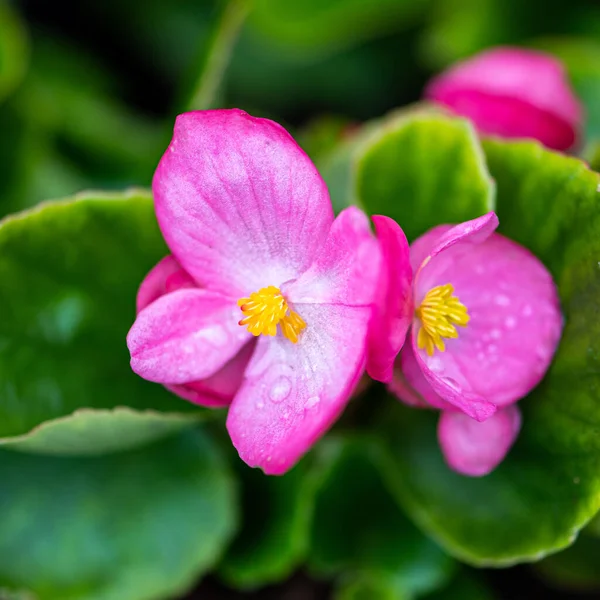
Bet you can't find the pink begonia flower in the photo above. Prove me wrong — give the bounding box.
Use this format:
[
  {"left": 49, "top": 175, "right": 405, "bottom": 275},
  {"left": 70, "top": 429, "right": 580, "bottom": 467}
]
[
  {"left": 373, "top": 212, "right": 563, "bottom": 476},
  {"left": 127, "top": 109, "right": 387, "bottom": 474},
  {"left": 425, "top": 47, "right": 583, "bottom": 151}
]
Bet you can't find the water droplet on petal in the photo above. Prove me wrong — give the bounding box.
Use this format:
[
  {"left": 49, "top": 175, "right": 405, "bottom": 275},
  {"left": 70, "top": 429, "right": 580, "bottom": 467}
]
[
  {"left": 306, "top": 395, "right": 320, "bottom": 409},
  {"left": 490, "top": 329, "right": 502, "bottom": 340},
  {"left": 522, "top": 304, "right": 533, "bottom": 317},
  {"left": 505, "top": 316, "right": 517, "bottom": 329},
  {"left": 269, "top": 376, "right": 292, "bottom": 403},
  {"left": 495, "top": 294, "right": 510, "bottom": 307}
]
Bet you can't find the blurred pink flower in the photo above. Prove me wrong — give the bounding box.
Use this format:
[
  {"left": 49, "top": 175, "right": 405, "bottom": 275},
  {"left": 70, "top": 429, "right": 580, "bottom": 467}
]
[
  {"left": 127, "top": 109, "right": 383, "bottom": 474},
  {"left": 425, "top": 47, "right": 583, "bottom": 151},
  {"left": 374, "top": 213, "right": 563, "bottom": 476}
]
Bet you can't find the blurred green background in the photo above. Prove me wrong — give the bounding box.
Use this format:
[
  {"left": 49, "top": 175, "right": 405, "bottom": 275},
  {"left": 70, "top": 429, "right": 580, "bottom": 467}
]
[
  {"left": 2, "top": 0, "right": 600, "bottom": 598},
  {"left": 2, "top": 0, "right": 600, "bottom": 217}
]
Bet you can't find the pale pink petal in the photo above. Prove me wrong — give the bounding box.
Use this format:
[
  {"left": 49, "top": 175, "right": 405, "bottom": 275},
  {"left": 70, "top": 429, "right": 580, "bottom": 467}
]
[
  {"left": 438, "top": 405, "right": 522, "bottom": 476},
  {"left": 366, "top": 216, "right": 413, "bottom": 383},
  {"left": 227, "top": 209, "right": 381, "bottom": 473},
  {"left": 226, "top": 303, "right": 370, "bottom": 474},
  {"left": 127, "top": 288, "right": 251, "bottom": 384},
  {"left": 153, "top": 109, "right": 334, "bottom": 297},
  {"left": 282, "top": 207, "right": 381, "bottom": 306},
  {"left": 415, "top": 231, "right": 563, "bottom": 409},
  {"left": 136, "top": 255, "right": 195, "bottom": 312},
  {"left": 425, "top": 47, "right": 582, "bottom": 151},
  {"left": 166, "top": 342, "right": 255, "bottom": 408},
  {"left": 391, "top": 340, "right": 452, "bottom": 410}
]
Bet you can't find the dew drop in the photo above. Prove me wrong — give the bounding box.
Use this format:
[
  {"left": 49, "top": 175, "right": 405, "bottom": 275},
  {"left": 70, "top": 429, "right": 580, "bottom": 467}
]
[
  {"left": 494, "top": 294, "right": 510, "bottom": 307},
  {"left": 505, "top": 316, "right": 517, "bottom": 329},
  {"left": 306, "top": 395, "right": 320, "bottom": 409},
  {"left": 522, "top": 304, "right": 533, "bottom": 317},
  {"left": 269, "top": 376, "right": 292, "bottom": 403},
  {"left": 490, "top": 329, "right": 502, "bottom": 340},
  {"left": 488, "top": 344, "right": 498, "bottom": 353},
  {"left": 194, "top": 324, "right": 229, "bottom": 347}
]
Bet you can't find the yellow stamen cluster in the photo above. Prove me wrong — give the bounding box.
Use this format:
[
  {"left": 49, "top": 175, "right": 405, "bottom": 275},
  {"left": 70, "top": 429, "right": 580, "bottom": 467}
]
[
  {"left": 415, "top": 283, "right": 469, "bottom": 356},
  {"left": 238, "top": 285, "right": 306, "bottom": 343}
]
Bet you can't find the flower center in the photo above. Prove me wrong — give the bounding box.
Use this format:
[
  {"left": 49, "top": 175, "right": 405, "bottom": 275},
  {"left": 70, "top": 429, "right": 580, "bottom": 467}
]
[
  {"left": 415, "top": 283, "right": 469, "bottom": 356},
  {"left": 238, "top": 285, "right": 306, "bottom": 344}
]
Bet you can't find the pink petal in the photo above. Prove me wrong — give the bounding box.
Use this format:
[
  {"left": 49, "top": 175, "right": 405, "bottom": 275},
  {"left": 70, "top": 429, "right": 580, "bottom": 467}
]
[
  {"left": 166, "top": 341, "right": 255, "bottom": 408},
  {"left": 412, "top": 220, "right": 563, "bottom": 416},
  {"left": 227, "top": 208, "right": 381, "bottom": 474},
  {"left": 136, "top": 255, "right": 195, "bottom": 312},
  {"left": 283, "top": 207, "right": 381, "bottom": 306},
  {"left": 226, "top": 304, "right": 369, "bottom": 474},
  {"left": 127, "top": 288, "right": 251, "bottom": 384},
  {"left": 425, "top": 47, "right": 583, "bottom": 151},
  {"left": 414, "top": 212, "right": 499, "bottom": 296},
  {"left": 391, "top": 340, "right": 452, "bottom": 410},
  {"left": 438, "top": 405, "right": 522, "bottom": 477},
  {"left": 366, "top": 216, "right": 413, "bottom": 383},
  {"left": 153, "top": 109, "right": 334, "bottom": 297}
]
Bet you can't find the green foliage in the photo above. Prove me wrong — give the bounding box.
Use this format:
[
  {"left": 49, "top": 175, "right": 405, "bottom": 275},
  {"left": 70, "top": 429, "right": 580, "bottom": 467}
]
[
  {"left": 309, "top": 437, "right": 455, "bottom": 595},
  {"left": 219, "top": 459, "right": 314, "bottom": 588},
  {"left": 376, "top": 136, "right": 600, "bottom": 565},
  {"left": 0, "top": 429, "right": 237, "bottom": 600},
  {"left": 355, "top": 112, "right": 495, "bottom": 241},
  {"left": 0, "top": 190, "right": 205, "bottom": 454}
]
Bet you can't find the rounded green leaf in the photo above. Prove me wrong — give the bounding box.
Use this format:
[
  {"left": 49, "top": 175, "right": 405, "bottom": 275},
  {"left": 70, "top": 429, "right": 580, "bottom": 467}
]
[
  {"left": 0, "top": 407, "right": 201, "bottom": 456},
  {"left": 355, "top": 113, "right": 495, "bottom": 242},
  {"left": 309, "top": 436, "right": 455, "bottom": 596},
  {"left": 380, "top": 139, "right": 600, "bottom": 565},
  {"left": 218, "top": 459, "right": 314, "bottom": 589},
  {"left": 0, "top": 189, "right": 205, "bottom": 455},
  {"left": 0, "top": 428, "right": 237, "bottom": 600}
]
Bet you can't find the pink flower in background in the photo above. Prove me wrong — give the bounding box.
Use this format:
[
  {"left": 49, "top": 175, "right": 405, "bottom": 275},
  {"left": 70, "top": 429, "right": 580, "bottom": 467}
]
[
  {"left": 425, "top": 47, "right": 583, "bottom": 151},
  {"left": 372, "top": 212, "right": 563, "bottom": 476},
  {"left": 127, "top": 109, "right": 383, "bottom": 474}
]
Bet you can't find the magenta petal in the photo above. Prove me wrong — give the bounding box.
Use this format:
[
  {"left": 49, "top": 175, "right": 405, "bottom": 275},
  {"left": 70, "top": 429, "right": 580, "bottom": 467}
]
[
  {"left": 391, "top": 341, "right": 452, "bottom": 410},
  {"left": 153, "top": 109, "right": 334, "bottom": 297},
  {"left": 425, "top": 47, "right": 582, "bottom": 151},
  {"left": 227, "top": 208, "right": 381, "bottom": 474},
  {"left": 416, "top": 231, "right": 563, "bottom": 408},
  {"left": 127, "top": 288, "right": 250, "bottom": 384},
  {"left": 438, "top": 405, "right": 522, "bottom": 477},
  {"left": 136, "top": 255, "right": 195, "bottom": 312},
  {"left": 226, "top": 303, "right": 369, "bottom": 474},
  {"left": 166, "top": 341, "right": 255, "bottom": 408},
  {"left": 367, "top": 216, "right": 413, "bottom": 383},
  {"left": 283, "top": 206, "right": 381, "bottom": 307}
]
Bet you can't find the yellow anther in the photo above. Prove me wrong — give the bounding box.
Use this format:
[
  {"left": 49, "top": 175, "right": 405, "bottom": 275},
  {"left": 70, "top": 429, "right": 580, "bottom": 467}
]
[
  {"left": 415, "top": 283, "right": 469, "bottom": 356},
  {"left": 238, "top": 285, "right": 306, "bottom": 343}
]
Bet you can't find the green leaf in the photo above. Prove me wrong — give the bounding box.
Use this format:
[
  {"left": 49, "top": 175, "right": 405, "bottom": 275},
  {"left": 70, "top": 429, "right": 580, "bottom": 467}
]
[
  {"left": 0, "top": 1, "right": 28, "bottom": 103},
  {"left": 0, "top": 407, "right": 200, "bottom": 456},
  {"left": 380, "top": 139, "right": 600, "bottom": 565},
  {"left": 309, "top": 436, "right": 455, "bottom": 596},
  {"left": 0, "top": 428, "right": 237, "bottom": 600},
  {"left": 355, "top": 113, "right": 495, "bottom": 242},
  {"left": 0, "top": 189, "right": 205, "bottom": 455},
  {"left": 218, "top": 459, "right": 314, "bottom": 589},
  {"left": 536, "top": 531, "right": 600, "bottom": 592}
]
